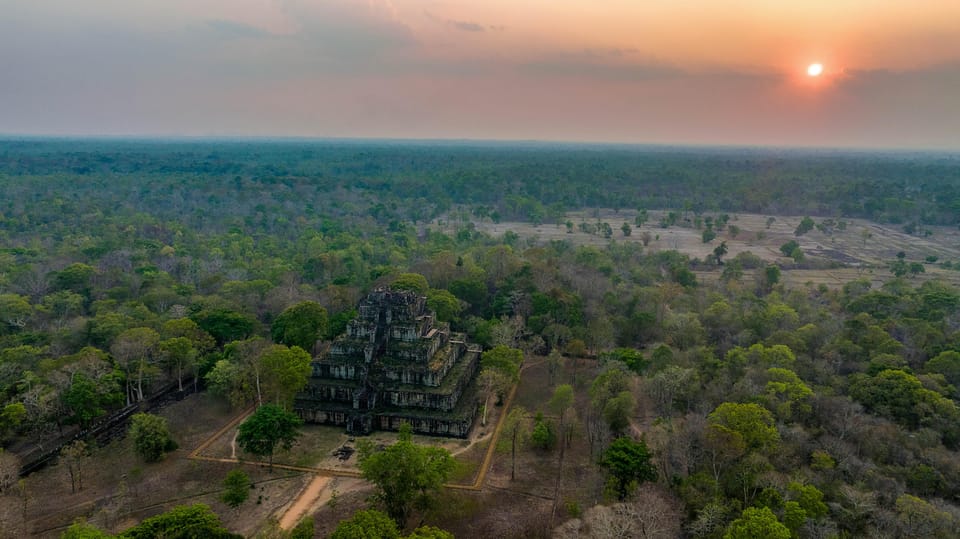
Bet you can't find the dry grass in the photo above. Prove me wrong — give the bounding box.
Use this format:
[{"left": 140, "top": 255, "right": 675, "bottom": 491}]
[
  {"left": 2, "top": 394, "right": 310, "bottom": 538},
  {"left": 455, "top": 210, "right": 960, "bottom": 288}
]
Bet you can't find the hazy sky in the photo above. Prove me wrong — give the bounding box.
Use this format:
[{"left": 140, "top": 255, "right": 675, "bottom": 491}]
[{"left": 2, "top": 0, "right": 959, "bottom": 149}]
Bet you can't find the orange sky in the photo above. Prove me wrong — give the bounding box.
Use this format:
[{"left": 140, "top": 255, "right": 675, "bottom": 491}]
[{"left": 1, "top": 0, "right": 958, "bottom": 148}]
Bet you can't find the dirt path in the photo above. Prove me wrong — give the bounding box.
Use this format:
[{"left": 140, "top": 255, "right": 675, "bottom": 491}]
[{"left": 278, "top": 474, "right": 331, "bottom": 530}]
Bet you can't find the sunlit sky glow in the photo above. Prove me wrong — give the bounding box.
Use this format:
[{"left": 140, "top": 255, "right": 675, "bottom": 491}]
[{"left": 2, "top": 0, "right": 959, "bottom": 149}]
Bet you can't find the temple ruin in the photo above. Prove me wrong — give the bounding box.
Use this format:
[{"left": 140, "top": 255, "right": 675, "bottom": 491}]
[{"left": 294, "top": 288, "right": 481, "bottom": 438}]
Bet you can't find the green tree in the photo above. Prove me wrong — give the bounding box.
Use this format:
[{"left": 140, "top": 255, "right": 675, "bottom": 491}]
[
  {"left": 129, "top": 413, "right": 177, "bottom": 462},
  {"left": 501, "top": 406, "right": 528, "bottom": 480},
  {"left": 0, "top": 402, "right": 26, "bottom": 438},
  {"left": 0, "top": 293, "right": 32, "bottom": 334},
  {"left": 707, "top": 402, "right": 780, "bottom": 452},
  {"left": 358, "top": 424, "right": 454, "bottom": 526},
  {"left": 480, "top": 345, "right": 523, "bottom": 381},
  {"left": 159, "top": 337, "right": 197, "bottom": 392},
  {"left": 236, "top": 404, "right": 302, "bottom": 469},
  {"left": 762, "top": 265, "right": 781, "bottom": 291},
  {"left": 926, "top": 350, "right": 960, "bottom": 386},
  {"left": 392, "top": 273, "right": 430, "bottom": 295},
  {"left": 61, "top": 440, "right": 89, "bottom": 493},
  {"left": 205, "top": 359, "right": 254, "bottom": 408},
  {"left": 52, "top": 263, "right": 95, "bottom": 295},
  {"left": 405, "top": 526, "right": 454, "bottom": 539},
  {"left": 763, "top": 368, "right": 813, "bottom": 420},
  {"left": 794, "top": 217, "right": 815, "bottom": 236},
  {"left": 191, "top": 309, "right": 254, "bottom": 346},
  {"left": 779, "top": 240, "right": 800, "bottom": 257},
  {"left": 270, "top": 301, "right": 328, "bottom": 352},
  {"left": 111, "top": 327, "right": 160, "bottom": 404},
  {"left": 61, "top": 519, "right": 111, "bottom": 539},
  {"left": 713, "top": 241, "right": 728, "bottom": 264},
  {"left": 530, "top": 412, "right": 556, "bottom": 451},
  {"left": 478, "top": 368, "right": 511, "bottom": 426},
  {"left": 220, "top": 469, "right": 251, "bottom": 508},
  {"left": 787, "top": 481, "right": 828, "bottom": 519},
  {"left": 330, "top": 509, "right": 399, "bottom": 539},
  {"left": 426, "top": 288, "right": 462, "bottom": 323},
  {"left": 119, "top": 503, "right": 240, "bottom": 538},
  {"left": 601, "top": 437, "right": 657, "bottom": 501},
  {"left": 257, "top": 344, "right": 312, "bottom": 408},
  {"left": 724, "top": 506, "right": 790, "bottom": 539}
]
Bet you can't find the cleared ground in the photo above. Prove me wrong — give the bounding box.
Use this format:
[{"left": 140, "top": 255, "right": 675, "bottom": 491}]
[{"left": 459, "top": 209, "right": 960, "bottom": 287}]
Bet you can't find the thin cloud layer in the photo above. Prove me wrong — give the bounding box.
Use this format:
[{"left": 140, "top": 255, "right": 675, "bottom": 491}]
[{"left": 0, "top": 0, "right": 958, "bottom": 148}]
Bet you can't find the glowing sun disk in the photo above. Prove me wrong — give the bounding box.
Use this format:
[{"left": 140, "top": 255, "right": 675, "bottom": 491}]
[{"left": 807, "top": 63, "right": 824, "bottom": 77}]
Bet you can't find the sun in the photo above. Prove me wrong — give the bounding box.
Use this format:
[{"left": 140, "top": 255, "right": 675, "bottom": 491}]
[{"left": 807, "top": 63, "right": 824, "bottom": 77}]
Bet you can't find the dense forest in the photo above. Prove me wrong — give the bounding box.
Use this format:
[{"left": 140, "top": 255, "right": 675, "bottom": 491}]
[{"left": 2, "top": 139, "right": 960, "bottom": 538}]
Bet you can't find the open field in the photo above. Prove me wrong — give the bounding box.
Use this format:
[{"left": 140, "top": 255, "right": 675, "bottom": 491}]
[
  {"left": 0, "top": 394, "right": 311, "bottom": 538},
  {"left": 459, "top": 210, "right": 960, "bottom": 287}
]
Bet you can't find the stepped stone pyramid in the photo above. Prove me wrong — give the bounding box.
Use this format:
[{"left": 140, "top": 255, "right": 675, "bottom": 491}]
[{"left": 294, "top": 288, "right": 481, "bottom": 437}]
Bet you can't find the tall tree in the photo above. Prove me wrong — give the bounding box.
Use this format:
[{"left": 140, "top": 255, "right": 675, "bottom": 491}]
[
  {"left": 270, "top": 301, "right": 328, "bottom": 352},
  {"left": 257, "top": 344, "right": 312, "bottom": 408},
  {"left": 723, "top": 506, "right": 791, "bottom": 539},
  {"left": 159, "top": 337, "right": 197, "bottom": 392},
  {"left": 129, "top": 413, "right": 177, "bottom": 462},
  {"left": 236, "top": 403, "right": 302, "bottom": 470},
  {"left": 111, "top": 327, "right": 160, "bottom": 404},
  {"left": 61, "top": 440, "right": 89, "bottom": 494},
  {"left": 502, "top": 406, "right": 529, "bottom": 481},
  {"left": 601, "top": 437, "right": 657, "bottom": 501},
  {"left": 358, "top": 424, "right": 454, "bottom": 526}
]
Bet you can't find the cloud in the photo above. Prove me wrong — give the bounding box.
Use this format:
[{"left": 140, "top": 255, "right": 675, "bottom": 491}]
[
  {"left": 450, "top": 20, "right": 485, "bottom": 32},
  {"left": 204, "top": 19, "right": 275, "bottom": 39},
  {"left": 424, "top": 10, "right": 499, "bottom": 33}
]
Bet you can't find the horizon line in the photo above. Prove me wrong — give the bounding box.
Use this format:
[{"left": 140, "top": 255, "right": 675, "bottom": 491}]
[{"left": 1, "top": 133, "right": 958, "bottom": 155}]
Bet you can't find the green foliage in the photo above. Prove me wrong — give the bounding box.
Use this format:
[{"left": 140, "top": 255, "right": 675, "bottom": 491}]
[
  {"left": 707, "top": 402, "right": 780, "bottom": 452},
  {"left": 787, "top": 481, "right": 828, "bottom": 518},
  {"left": 191, "top": 309, "right": 254, "bottom": 346},
  {"left": 257, "top": 344, "right": 312, "bottom": 407},
  {"left": 599, "top": 347, "right": 647, "bottom": 373},
  {"left": 331, "top": 509, "right": 399, "bottom": 539},
  {"left": 926, "top": 351, "right": 960, "bottom": 387},
  {"left": 358, "top": 424, "right": 455, "bottom": 525},
  {"left": 601, "top": 437, "right": 657, "bottom": 500},
  {"left": 779, "top": 240, "right": 800, "bottom": 257},
  {"left": 850, "top": 369, "right": 960, "bottom": 442},
  {"left": 61, "top": 519, "right": 111, "bottom": 539},
  {"left": 480, "top": 345, "right": 523, "bottom": 382},
  {"left": 794, "top": 216, "right": 815, "bottom": 236},
  {"left": 270, "top": 301, "right": 328, "bottom": 351},
  {"left": 724, "top": 506, "right": 791, "bottom": 539},
  {"left": 220, "top": 469, "right": 251, "bottom": 508},
  {"left": 782, "top": 501, "right": 806, "bottom": 532},
  {"left": 426, "top": 288, "right": 463, "bottom": 323},
  {"left": 289, "top": 517, "right": 314, "bottom": 539},
  {"left": 763, "top": 367, "right": 813, "bottom": 420},
  {"left": 129, "top": 413, "right": 177, "bottom": 462},
  {"left": 392, "top": 273, "right": 430, "bottom": 295},
  {"left": 405, "top": 526, "right": 455, "bottom": 539},
  {"left": 530, "top": 412, "right": 556, "bottom": 451},
  {"left": 0, "top": 402, "right": 26, "bottom": 437},
  {"left": 205, "top": 359, "right": 253, "bottom": 408},
  {"left": 118, "top": 503, "right": 241, "bottom": 538},
  {"left": 236, "top": 404, "right": 302, "bottom": 466}
]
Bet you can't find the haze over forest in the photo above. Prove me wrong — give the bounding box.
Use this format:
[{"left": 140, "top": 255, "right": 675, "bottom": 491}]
[{"left": 3, "top": 2, "right": 960, "bottom": 539}]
